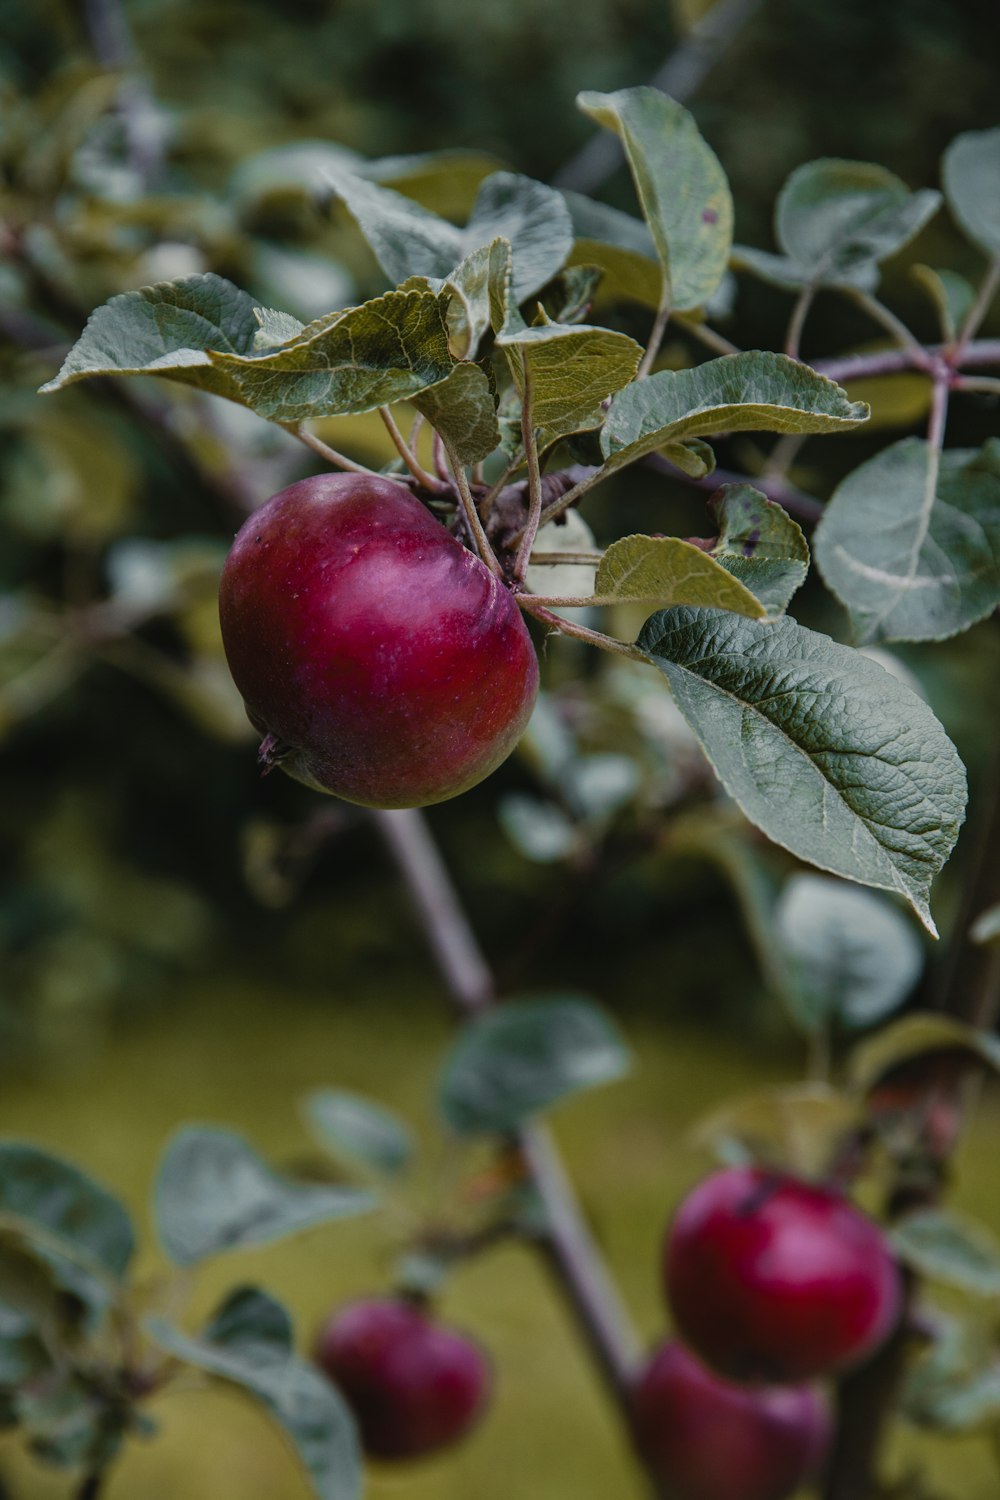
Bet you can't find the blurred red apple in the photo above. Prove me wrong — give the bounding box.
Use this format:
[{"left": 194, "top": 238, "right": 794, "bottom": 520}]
[
  {"left": 314, "top": 1297, "right": 491, "bottom": 1459},
  {"left": 631, "top": 1340, "right": 830, "bottom": 1500},
  {"left": 664, "top": 1167, "right": 902, "bottom": 1383}
]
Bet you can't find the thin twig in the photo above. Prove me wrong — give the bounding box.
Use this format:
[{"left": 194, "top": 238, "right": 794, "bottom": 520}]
[
  {"left": 674, "top": 315, "right": 741, "bottom": 357},
  {"left": 285, "top": 424, "right": 388, "bottom": 479},
  {"left": 814, "top": 337, "right": 1000, "bottom": 384},
  {"left": 784, "top": 284, "right": 816, "bottom": 360},
  {"left": 379, "top": 407, "right": 448, "bottom": 492},
  {"left": 518, "top": 597, "right": 646, "bottom": 661},
  {"left": 637, "top": 297, "right": 672, "bottom": 379},
  {"left": 952, "top": 254, "right": 1000, "bottom": 363},
  {"left": 845, "top": 289, "right": 924, "bottom": 353},
  {"left": 372, "top": 809, "right": 641, "bottom": 1402},
  {"left": 552, "top": 0, "right": 764, "bottom": 194},
  {"left": 443, "top": 439, "right": 505, "bottom": 578},
  {"left": 645, "top": 454, "right": 824, "bottom": 523},
  {"left": 513, "top": 362, "right": 544, "bottom": 581}
]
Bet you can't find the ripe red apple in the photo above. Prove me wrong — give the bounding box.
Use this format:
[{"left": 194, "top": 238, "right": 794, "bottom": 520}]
[
  {"left": 664, "top": 1167, "right": 902, "bottom": 1383},
  {"left": 313, "top": 1297, "right": 491, "bottom": 1459},
  {"left": 218, "top": 473, "right": 538, "bottom": 808},
  {"left": 631, "top": 1340, "right": 830, "bottom": 1500}
]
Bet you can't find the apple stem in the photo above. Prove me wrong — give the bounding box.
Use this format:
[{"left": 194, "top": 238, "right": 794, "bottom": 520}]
[
  {"left": 286, "top": 423, "right": 393, "bottom": 480},
  {"left": 442, "top": 439, "right": 506, "bottom": 580},
  {"left": 513, "top": 362, "right": 546, "bottom": 582},
  {"left": 372, "top": 807, "right": 642, "bottom": 1406},
  {"left": 517, "top": 597, "right": 647, "bottom": 661},
  {"left": 379, "top": 406, "right": 449, "bottom": 494}
]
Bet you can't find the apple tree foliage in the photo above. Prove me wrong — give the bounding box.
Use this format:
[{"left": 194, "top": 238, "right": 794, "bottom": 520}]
[{"left": 0, "top": 75, "right": 998, "bottom": 1500}]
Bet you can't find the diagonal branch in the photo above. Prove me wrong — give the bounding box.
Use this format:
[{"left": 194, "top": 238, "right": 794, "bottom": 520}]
[{"left": 372, "top": 807, "right": 641, "bottom": 1405}]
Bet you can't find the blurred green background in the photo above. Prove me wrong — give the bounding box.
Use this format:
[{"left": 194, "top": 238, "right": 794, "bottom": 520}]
[{"left": 2, "top": 0, "right": 1000, "bottom": 1495}]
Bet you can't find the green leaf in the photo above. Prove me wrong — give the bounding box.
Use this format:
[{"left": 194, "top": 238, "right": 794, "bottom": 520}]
[
  {"left": 893, "top": 1210, "right": 1000, "bottom": 1296},
  {"left": 600, "top": 352, "right": 868, "bottom": 473},
  {"left": 589, "top": 534, "right": 766, "bottom": 615},
  {"left": 709, "top": 484, "right": 810, "bottom": 614},
  {"left": 207, "top": 289, "right": 455, "bottom": 423},
  {"left": 971, "top": 904, "right": 1000, "bottom": 946},
  {"left": 39, "top": 273, "right": 263, "bottom": 400},
  {"left": 814, "top": 437, "right": 1000, "bottom": 643},
  {"left": 775, "top": 160, "right": 941, "bottom": 288},
  {"left": 0, "top": 1144, "right": 134, "bottom": 1287},
  {"left": 439, "top": 997, "right": 632, "bottom": 1136},
  {"left": 562, "top": 191, "right": 661, "bottom": 309},
  {"left": 903, "top": 1317, "right": 1000, "bottom": 1433},
  {"left": 911, "top": 265, "right": 975, "bottom": 341},
  {"left": 637, "top": 608, "right": 966, "bottom": 935},
  {"left": 943, "top": 128, "right": 1000, "bottom": 256},
  {"left": 0, "top": 1304, "right": 51, "bottom": 1389},
  {"left": 411, "top": 361, "right": 499, "bottom": 466},
  {"left": 848, "top": 1014, "right": 1000, "bottom": 1095},
  {"left": 538, "top": 264, "right": 604, "bottom": 325},
  {"left": 154, "top": 1126, "right": 375, "bottom": 1266},
  {"left": 301, "top": 1089, "right": 414, "bottom": 1177},
  {"left": 149, "top": 1298, "right": 360, "bottom": 1500},
  {"left": 774, "top": 874, "right": 923, "bottom": 1034},
  {"left": 577, "top": 87, "right": 732, "bottom": 312},
  {"left": 326, "top": 167, "right": 572, "bottom": 304},
  {"left": 498, "top": 794, "right": 580, "bottom": 863},
  {"left": 497, "top": 320, "right": 642, "bottom": 449},
  {"left": 441, "top": 239, "right": 507, "bottom": 357},
  {"left": 691, "top": 1083, "right": 862, "bottom": 1177}
]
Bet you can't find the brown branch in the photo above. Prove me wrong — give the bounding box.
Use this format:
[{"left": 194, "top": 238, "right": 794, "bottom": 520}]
[
  {"left": 372, "top": 808, "right": 641, "bottom": 1405},
  {"left": 823, "top": 727, "right": 1000, "bottom": 1500}
]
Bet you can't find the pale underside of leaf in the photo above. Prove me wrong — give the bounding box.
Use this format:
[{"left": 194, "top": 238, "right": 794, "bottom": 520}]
[{"left": 814, "top": 437, "right": 1000, "bottom": 643}]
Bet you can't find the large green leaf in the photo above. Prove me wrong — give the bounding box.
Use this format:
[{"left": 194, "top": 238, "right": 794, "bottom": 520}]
[
  {"left": 637, "top": 608, "right": 966, "bottom": 934},
  {"left": 439, "top": 997, "right": 631, "bottom": 1136},
  {"left": 774, "top": 874, "right": 923, "bottom": 1034},
  {"left": 411, "top": 361, "right": 499, "bottom": 466},
  {"left": 207, "top": 289, "right": 455, "bottom": 422},
  {"left": 154, "top": 1127, "right": 374, "bottom": 1266},
  {"left": 943, "top": 128, "right": 1000, "bottom": 257},
  {"left": 710, "top": 484, "right": 809, "bottom": 613},
  {"left": 814, "top": 437, "right": 1000, "bottom": 643},
  {"left": 0, "top": 1144, "right": 134, "bottom": 1287},
  {"left": 497, "top": 319, "right": 641, "bottom": 449},
  {"left": 326, "top": 166, "right": 572, "bottom": 304},
  {"left": 587, "top": 534, "right": 765, "bottom": 616},
  {"left": 39, "top": 273, "right": 264, "bottom": 400},
  {"left": 576, "top": 88, "right": 732, "bottom": 312},
  {"left": 150, "top": 1290, "right": 360, "bottom": 1500},
  {"left": 600, "top": 352, "right": 868, "bottom": 472},
  {"left": 301, "top": 1089, "right": 414, "bottom": 1178},
  {"left": 775, "top": 159, "right": 940, "bottom": 288}
]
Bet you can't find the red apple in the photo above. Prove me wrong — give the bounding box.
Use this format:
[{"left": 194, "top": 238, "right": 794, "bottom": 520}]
[
  {"left": 664, "top": 1167, "right": 902, "bottom": 1383},
  {"left": 314, "top": 1297, "right": 491, "bottom": 1459},
  {"left": 631, "top": 1340, "right": 830, "bottom": 1500},
  {"left": 218, "top": 473, "right": 538, "bottom": 808}
]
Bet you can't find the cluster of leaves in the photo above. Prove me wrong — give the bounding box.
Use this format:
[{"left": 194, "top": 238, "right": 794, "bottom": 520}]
[
  {"left": 42, "top": 90, "right": 1000, "bottom": 944},
  {"left": 0, "top": 990, "right": 630, "bottom": 1494}
]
